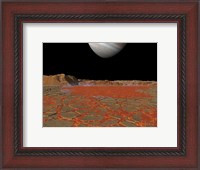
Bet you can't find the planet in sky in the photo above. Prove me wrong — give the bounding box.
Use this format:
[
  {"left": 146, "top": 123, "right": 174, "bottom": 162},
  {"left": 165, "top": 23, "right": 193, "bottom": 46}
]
[{"left": 88, "top": 43, "right": 126, "bottom": 58}]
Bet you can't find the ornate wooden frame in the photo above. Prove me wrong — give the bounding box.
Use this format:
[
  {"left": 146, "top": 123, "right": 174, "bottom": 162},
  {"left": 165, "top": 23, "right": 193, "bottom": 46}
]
[{"left": 2, "top": 1, "right": 199, "bottom": 169}]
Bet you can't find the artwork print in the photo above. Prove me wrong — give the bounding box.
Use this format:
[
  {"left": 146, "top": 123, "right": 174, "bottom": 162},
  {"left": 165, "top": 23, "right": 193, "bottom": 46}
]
[{"left": 43, "top": 43, "right": 157, "bottom": 127}]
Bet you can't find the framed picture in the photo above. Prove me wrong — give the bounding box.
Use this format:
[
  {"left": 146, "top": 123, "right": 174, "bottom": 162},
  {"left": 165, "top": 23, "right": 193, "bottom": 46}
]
[{"left": 1, "top": 1, "right": 199, "bottom": 169}]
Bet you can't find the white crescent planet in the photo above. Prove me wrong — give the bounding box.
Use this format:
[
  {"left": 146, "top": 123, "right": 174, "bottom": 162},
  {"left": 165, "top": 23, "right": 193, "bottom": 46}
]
[{"left": 88, "top": 43, "right": 126, "bottom": 58}]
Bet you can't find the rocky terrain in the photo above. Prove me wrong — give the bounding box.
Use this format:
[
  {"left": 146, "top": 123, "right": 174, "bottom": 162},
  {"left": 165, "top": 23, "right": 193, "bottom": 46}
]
[
  {"left": 43, "top": 74, "right": 157, "bottom": 127},
  {"left": 43, "top": 74, "right": 78, "bottom": 86},
  {"left": 43, "top": 74, "right": 156, "bottom": 87}
]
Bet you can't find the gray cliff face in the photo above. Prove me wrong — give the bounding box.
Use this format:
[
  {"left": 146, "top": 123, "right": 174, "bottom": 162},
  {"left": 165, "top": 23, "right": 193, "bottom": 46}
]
[{"left": 65, "top": 75, "right": 78, "bottom": 86}]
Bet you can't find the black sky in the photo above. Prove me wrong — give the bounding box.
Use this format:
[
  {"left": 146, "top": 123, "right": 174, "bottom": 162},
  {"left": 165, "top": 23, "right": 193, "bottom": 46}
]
[{"left": 43, "top": 43, "right": 157, "bottom": 81}]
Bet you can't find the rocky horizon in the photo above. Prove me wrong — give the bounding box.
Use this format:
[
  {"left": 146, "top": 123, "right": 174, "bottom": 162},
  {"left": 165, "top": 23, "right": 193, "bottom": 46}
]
[{"left": 43, "top": 74, "right": 157, "bottom": 87}]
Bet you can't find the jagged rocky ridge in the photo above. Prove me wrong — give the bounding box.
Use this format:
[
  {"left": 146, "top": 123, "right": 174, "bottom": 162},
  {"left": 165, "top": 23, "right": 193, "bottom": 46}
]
[{"left": 43, "top": 74, "right": 156, "bottom": 86}]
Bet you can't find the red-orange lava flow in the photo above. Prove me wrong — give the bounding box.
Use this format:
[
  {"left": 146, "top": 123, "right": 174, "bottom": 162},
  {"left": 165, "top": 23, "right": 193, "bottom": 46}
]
[
  {"left": 43, "top": 85, "right": 157, "bottom": 127},
  {"left": 62, "top": 86, "right": 151, "bottom": 98}
]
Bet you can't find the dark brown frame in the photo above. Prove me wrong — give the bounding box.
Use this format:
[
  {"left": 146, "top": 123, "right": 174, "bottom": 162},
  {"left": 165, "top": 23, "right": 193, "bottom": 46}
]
[{"left": 1, "top": 1, "right": 199, "bottom": 169}]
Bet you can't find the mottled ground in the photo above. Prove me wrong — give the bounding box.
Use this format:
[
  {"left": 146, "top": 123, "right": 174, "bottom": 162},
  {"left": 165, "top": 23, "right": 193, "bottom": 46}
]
[{"left": 43, "top": 83, "right": 157, "bottom": 127}]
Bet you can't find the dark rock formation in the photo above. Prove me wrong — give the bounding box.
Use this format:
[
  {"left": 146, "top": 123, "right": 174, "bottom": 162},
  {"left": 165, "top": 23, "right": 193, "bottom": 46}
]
[{"left": 65, "top": 75, "right": 78, "bottom": 86}]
